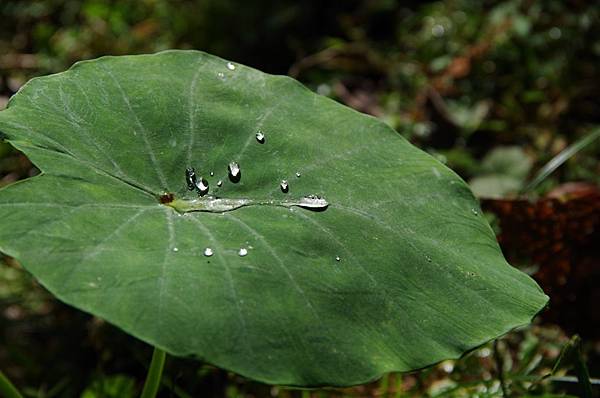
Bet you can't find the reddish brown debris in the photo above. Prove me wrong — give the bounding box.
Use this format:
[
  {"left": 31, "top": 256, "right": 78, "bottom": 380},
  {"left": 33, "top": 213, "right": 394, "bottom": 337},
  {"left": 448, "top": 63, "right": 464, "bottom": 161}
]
[{"left": 482, "top": 183, "right": 600, "bottom": 338}]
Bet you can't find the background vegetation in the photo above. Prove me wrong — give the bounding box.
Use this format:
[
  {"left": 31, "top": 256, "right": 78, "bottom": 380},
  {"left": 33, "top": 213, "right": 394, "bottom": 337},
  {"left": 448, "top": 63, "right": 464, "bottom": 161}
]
[{"left": 0, "top": 0, "right": 598, "bottom": 396}]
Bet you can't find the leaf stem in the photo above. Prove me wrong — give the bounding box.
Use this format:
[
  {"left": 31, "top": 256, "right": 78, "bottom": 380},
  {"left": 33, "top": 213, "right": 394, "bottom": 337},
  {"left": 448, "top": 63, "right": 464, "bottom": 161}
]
[
  {"left": 141, "top": 347, "right": 166, "bottom": 398},
  {"left": 493, "top": 340, "right": 509, "bottom": 398},
  {"left": 0, "top": 370, "right": 23, "bottom": 398}
]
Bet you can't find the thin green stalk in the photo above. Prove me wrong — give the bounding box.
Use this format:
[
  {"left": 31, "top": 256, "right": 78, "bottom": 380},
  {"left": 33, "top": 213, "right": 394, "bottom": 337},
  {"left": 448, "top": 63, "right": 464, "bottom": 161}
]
[
  {"left": 493, "top": 340, "right": 509, "bottom": 398},
  {"left": 141, "top": 347, "right": 166, "bottom": 398},
  {"left": 521, "top": 127, "right": 600, "bottom": 193},
  {"left": 378, "top": 373, "right": 389, "bottom": 397},
  {"left": 572, "top": 337, "right": 593, "bottom": 398},
  {"left": 0, "top": 370, "right": 23, "bottom": 398},
  {"left": 393, "top": 373, "right": 403, "bottom": 398}
]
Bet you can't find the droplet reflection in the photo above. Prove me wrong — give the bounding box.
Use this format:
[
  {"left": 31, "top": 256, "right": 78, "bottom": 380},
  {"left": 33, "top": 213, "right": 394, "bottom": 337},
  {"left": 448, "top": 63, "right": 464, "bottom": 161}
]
[
  {"left": 280, "top": 180, "right": 289, "bottom": 193},
  {"left": 195, "top": 177, "right": 209, "bottom": 196},
  {"left": 228, "top": 162, "right": 241, "bottom": 183}
]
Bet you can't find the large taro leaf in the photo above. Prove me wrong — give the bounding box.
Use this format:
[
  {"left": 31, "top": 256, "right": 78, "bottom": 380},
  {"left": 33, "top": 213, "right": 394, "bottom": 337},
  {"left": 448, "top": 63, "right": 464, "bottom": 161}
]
[{"left": 0, "top": 50, "right": 547, "bottom": 386}]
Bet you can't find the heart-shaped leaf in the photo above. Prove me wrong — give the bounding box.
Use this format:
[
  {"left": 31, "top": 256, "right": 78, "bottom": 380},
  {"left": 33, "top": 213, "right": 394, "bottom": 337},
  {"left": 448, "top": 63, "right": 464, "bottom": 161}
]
[{"left": 0, "top": 50, "right": 547, "bottom": 386}]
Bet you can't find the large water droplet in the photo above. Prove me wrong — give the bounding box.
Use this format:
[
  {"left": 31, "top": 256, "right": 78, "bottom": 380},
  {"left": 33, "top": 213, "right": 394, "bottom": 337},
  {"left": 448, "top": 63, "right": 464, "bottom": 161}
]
[
  {"left": 228, "top": 162, "right": 241, "bottom": 183},
  {"left": 280, "top": 180, "right": 289, "bottom": 193},
  {"left": 255, "top": 130, "right": 265, "bottom": 144},
  {"left": 298, "top": 194, "right": 328, "bottom": 210},
  {"left": 204, "top": 247, "right": 213, "bottom": 257},
  {"left": 195, "top": 177, "right": 209, "bottom": 196},
  {"left": 226, "top": 62, "right": 236, "bottom": 71},
  {"left": 238, "top": 248, "right": 248, "bottom": 257},
  {"left": 186, "top": 167, "right": 197, "bottom": 191},
  {"left": 169, "top": 195, "right": 331, "bottom": 213}
]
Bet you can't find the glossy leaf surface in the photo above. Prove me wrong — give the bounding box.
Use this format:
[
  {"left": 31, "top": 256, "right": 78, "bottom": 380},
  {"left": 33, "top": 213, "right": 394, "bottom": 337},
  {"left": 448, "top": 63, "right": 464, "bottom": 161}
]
[{"left": 0, "top": 51, "right": 548, "bottom": 386}]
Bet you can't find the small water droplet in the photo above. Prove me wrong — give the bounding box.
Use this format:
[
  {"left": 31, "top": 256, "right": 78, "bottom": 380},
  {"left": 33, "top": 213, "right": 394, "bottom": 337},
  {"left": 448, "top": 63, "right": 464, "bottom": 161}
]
[
  {"left": 335, "top": 256, "right": 341, "bottom": 262},
  {"left": 169, "top": 138, "right": 177, "bottom": 147},
  {"left": 217, "top": 180, "right": 222, "bottom": 187},
  {"left": 226, "top": 62, "right": 236, "bottom": 70},
  {"left": 228, "top": 161, "right": 241, "bottom": 182},
  {"left": 295, "top": 172, "right": 301, "bottom": 178},
  {"left": 173, "top": 247, "right": 179, "bottom": 252},
  {"left": 210, "top": 171, "right": 214, "bottom": 176},
  {"left": 471, "top": 208, "right": 479, "bottom": 215},
  {"left": 204, "top": 247, "right": 213, "bottom": 257},
  {"left": 217, "top": 72, "right": 225, "bottom": 79},
  {"left": 426, "top": 255, "right": 432, "bottom": 262},
  {"left": 238, "top": 248, "right": 248, "bottom": 257},
  {"left": 280, "top": 180, "right": 289, "bottom": 193},
  {"left": 195, "top": 177, "right": 209, "bottom": 196},
  {"left": 186, "top": 167, "right": 197, "bottom": 191},
  {"left": 255, "top": 130, "right": 265, "bottom": 144}
]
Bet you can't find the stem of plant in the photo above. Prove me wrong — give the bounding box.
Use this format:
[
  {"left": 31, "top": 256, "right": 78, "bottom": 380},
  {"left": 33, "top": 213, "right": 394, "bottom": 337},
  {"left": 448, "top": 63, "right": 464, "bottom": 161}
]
[
  {"left": 493, "top": 340, "right": 509, "bottom": 398},
  {"left": 141, "top": 347, "right": 167, "bottom": 398},
  {"left": 0, "top": 370, "right": 23, "bottom": 398}
]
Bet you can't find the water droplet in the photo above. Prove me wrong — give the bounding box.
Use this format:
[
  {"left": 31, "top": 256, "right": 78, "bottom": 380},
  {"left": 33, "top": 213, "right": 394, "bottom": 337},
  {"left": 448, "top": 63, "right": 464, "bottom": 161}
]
[
  {"left": 195, "top": 177, "right": 209, "bottom": 196},
  {"left": 204, "top": 247, "right": 213, "bottom": 257},
  {"left": 255, "top": 130, "right": 265, "bottom": 144},
  {"left": 471, "top": 208, "right": 479, "bottom": 216},
  {"left": 298, "top": 194, "right": 328, "bottom": 210},
  {"left": 185, "top": 167, "right": 197, "bottom": 191},
  {"left": 426, "top": 255, "right": 432, "bottom": 262},
  {"left": 335, "top": 256, "right": 341, "bottom": 262},
  {"left": 280, "top": 180, "right": 289, "bottom": 193},
  {"left": 238, "top": 248, "right": 248, "bottom": 257},
  {"left": 173, "top": 247, "right": 179, "bottom": 252},
  {"left": 228, "top": 162, "right": 241, "bottom": 183},
  {"left": 295, "top": 172, "right": 301, "bottom": 178},
  {"left": 217, "top": 180, "right": 223, "bottom": 187},
  {"left": 226, "top": 62, "right": 236, "bottom": 70},
  {"left": 210, "top": 171, "right": 214, "bottom": 176},
  {"left": 217, "top": 72, "right": 225, "bottom": 79}
]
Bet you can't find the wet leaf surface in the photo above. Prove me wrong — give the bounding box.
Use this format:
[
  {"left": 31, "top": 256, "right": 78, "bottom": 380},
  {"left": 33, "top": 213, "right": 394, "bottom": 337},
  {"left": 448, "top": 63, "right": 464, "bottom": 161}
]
[{"left": 0, "top": 50, "right": 547, "bottom": 386}]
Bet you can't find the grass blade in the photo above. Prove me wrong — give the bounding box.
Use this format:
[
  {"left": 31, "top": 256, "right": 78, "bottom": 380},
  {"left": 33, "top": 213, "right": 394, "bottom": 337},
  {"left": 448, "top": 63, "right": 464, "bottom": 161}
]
[{"left": 522, "top": 127, "right": 600, "bottom": 193}]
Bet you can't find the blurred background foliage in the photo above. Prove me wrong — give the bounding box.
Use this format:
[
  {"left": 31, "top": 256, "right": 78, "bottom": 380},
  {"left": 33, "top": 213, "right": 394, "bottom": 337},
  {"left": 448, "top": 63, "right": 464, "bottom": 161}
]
[{"left": 0, "top": 0, "right": 599, "bottom": 397}]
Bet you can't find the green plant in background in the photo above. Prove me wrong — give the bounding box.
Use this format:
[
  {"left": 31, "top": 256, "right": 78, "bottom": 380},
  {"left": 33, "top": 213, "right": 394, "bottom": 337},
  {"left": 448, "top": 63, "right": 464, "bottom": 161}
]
[{"left": 0, "top": 50, "right": 548, "bottom": 394}]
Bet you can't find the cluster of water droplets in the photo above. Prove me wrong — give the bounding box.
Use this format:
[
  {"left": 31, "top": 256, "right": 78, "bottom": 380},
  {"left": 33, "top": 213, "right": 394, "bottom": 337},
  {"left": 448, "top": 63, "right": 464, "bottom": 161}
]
[
  {"left": 177, "top": 71, "right": 335, "bottom": 259},
  {"left": 217, "top": 62, "right": 236, "bottom": 80},
  {"left": 186, "top": 167, "right": 209, "bottom": 196},
  {"left": 179, "top": 121, "right": 328, "bottom": 211},
  {"left": 202, "top": 246, "right": 248, "bottom": 257}
]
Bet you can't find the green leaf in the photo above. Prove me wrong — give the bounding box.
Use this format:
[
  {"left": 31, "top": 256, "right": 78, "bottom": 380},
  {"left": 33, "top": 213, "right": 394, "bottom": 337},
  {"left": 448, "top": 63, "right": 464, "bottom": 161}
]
[
  {"left": 481, "top": 146, "right": 532, "bottom": 179},
  {"left": 0, "top": 50, "right": 547, "bottom": 386}
]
